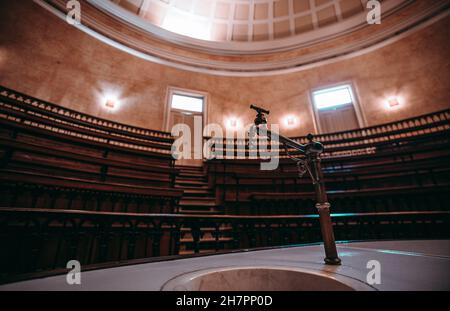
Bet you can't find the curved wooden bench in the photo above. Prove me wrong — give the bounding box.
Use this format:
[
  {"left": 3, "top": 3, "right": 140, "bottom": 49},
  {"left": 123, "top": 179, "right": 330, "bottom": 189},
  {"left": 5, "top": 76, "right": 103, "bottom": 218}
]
[
  {"left": 0, "top": 169, "right": 183, "bottom": 213},
  {"left": 0, "top": 137, "right": 179, "bottom": 187},
  {"left": 0, "top": 207, "right": 449, "bottom": 278}
]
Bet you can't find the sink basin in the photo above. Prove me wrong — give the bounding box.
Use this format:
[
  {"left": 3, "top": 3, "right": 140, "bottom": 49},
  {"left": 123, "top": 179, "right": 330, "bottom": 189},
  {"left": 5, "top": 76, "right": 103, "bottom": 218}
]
[{"left": 161, "top": 266, "right": 375, "bottom": 291}]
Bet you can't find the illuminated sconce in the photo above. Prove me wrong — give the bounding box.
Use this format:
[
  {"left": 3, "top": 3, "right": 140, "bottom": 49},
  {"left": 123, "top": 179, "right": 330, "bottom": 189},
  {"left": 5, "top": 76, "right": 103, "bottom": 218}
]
[
  {"left": 226, "top": 117, "right": 239, "bottom": 130},
  {"left": 283, "top": 115, "right": 298, "bottom": 128},
  {"left": 96, "top": 85, "right": 122, "bottom": 112},
  {"left": 387, "top": 97, "right": 400, "bottom": 108},
  {"left": 105, "top": 99, "right": 116, "bottom": 109}
]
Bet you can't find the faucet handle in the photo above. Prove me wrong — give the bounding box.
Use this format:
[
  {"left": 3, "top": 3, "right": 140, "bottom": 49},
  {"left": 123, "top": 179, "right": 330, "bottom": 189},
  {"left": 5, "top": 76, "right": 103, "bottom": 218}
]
[{"left": 305, "top": 133, "right": 324, "bottom": 155}]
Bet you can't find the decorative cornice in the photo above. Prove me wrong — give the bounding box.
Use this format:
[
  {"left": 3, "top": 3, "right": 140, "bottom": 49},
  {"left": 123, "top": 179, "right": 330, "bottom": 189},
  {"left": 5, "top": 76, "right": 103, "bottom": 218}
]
[
  {"left": 87, "top": 0, "right": 413, "bottom": 55},
  {"left": 34, "top": 0, "right": 450, "bottom": 77}
]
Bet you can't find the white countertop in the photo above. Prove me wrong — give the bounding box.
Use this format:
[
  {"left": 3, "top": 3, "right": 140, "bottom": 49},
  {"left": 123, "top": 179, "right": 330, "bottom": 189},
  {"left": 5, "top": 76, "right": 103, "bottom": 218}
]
[{"left": 1, "top": 240, "right": 449, "bottom": 291}]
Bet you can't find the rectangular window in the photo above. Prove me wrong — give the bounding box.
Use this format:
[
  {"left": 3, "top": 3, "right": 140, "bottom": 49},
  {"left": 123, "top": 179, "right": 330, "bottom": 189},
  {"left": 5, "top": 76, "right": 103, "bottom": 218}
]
[
  {"left": 170, "top": 93, "right": 204, "bottom": 113},
  {"left": 312, "top": 84, "right": 354, "bottom": 110}
]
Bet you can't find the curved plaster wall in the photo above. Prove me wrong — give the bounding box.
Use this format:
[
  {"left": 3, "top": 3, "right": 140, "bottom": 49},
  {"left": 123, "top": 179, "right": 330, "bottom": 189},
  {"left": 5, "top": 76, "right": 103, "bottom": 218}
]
[{"left": 0, "top": 1, "right": 449, "bottom": 136}]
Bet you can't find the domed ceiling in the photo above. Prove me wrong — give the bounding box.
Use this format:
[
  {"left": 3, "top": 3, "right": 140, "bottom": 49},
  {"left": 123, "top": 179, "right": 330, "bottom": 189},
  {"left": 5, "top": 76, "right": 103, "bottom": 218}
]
[
  {"left": 111, "top": 0, "right": 372, "bottom": 42},
  {"left": 105, "top": 0, "right": 397, "bottom": 52},
  {"left": 35, "top": 0, "right": 450, "bottom": 75}
]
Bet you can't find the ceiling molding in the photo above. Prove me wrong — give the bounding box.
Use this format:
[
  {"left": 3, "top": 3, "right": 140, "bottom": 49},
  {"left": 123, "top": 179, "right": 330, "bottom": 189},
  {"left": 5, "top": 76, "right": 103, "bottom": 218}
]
[
  {"left": 34, "top": 0, "right": 450, "bottom": 77},
  {"left": 87, "top": 0, "right": 413, "bottom": 55}
]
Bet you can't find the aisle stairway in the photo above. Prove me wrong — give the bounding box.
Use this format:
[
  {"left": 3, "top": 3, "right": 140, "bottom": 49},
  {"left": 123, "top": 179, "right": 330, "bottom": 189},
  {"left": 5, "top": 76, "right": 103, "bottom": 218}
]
[
  {"left": 175, "top": 165, "right": 219, "bottom": 214},
  {"left": 175, "top": 166, "right": 233, "bottom": 255}
]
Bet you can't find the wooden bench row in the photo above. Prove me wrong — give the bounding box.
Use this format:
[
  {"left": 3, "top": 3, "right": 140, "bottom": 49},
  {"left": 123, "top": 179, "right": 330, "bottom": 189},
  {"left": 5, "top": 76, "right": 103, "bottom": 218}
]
[
  {"left": 0, "top": 86, "right": 173, "bottom": 144},
  {"left": 0, "top": 111, "right": 174, "bottom": 167},
  {"left": 0, "top": 136, "right": 178, "bottom": 187},
  {"left": 209, "top": 156, "right": 450, "bottom": 204},
  {"left": 244, "top": 184, "right": 450, "bottom": 215},
  {"left": 0, "top": 86, "right": 185, "bottom": 214},
  {"left": 206, "top": 111, "right": 450, "bottom": 214},
  {"left": 0, "top": 169, "right": 183, "bottom": 213},
  {"left": 210, "top": 108, "right": 450, "bottom": 158},
  {"left": 207, "top": 130, "right": 450, "bottom": 170},
  {"left": 1, "top": 207, "right": 449, "bottom": 278}
]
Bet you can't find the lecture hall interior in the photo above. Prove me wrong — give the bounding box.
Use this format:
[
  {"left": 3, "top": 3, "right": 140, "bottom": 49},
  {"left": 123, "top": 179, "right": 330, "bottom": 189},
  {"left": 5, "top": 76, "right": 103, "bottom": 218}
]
[{"left": 0, "top": 0, "right": 449, "bottom": 292}]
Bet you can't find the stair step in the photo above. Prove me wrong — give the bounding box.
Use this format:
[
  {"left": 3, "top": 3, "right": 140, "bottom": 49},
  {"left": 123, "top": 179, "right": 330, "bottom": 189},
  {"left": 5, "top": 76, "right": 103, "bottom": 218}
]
[
  {"left": 178, "top": 250, "right": 215, "bottom": 255},
  {"left": 179, "top": 200, "right": 218, "bottom": 207},
  {"left": 175, "top": 185, "right": 211, "bottom": 190},
  {"left": 178, "top": 209, "right": 222, "bottom": 215},
  {"left": 175, "top": 175, "right": 207, "bottom": 182},
  {"left": 180, "top": 237, "right": 234, "bottom": 243},
  {"left": 176, "top": 179, "right": 208, "bottom": 186},
  {"left": 176, "top": 166, "right": 204, "bottom": 172},
  {"left": 178, "top": 171, "right": 207, "bottom": 178},
  {"left": 175, "top": 165, "right": 232, "bottom": 254},
  {"left": 178, "top": 205, "right": 217, "bottom": 212},
  {"left": 181, "top": 196, "right": 216, "bottom": 202},
  {"left": 181, "top": 226, "right": 233, "bottom": 232},
  {"left": 176, "top": 178, "right": 208, "bottom": 184},
  {"left": 177, "top": 172, "right": 208, "bottom": 179},
  {"left": 182, "top": 196, "right": 214, "bottom": 200},
  {"left": 179, "top": 204, "right": 217, "bottom": 211},
  {"left": 183, "top": 189, "right": 213, "bottom": 196}
]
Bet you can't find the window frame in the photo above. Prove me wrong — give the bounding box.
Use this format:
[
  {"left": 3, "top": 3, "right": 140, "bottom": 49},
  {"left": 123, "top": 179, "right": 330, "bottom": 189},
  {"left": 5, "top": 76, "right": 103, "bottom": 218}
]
[
  {"left": 312, "top": 84, "right": 355, "bottom": 111},
  {"left": 170, "top": 93, "right": 205, "bottom": 113},
  {"left": 309, "top": 82, "right": 366, "bottom": 134},
  {"left": 164, "top": 87, "right": 209, "bottom": 131}
]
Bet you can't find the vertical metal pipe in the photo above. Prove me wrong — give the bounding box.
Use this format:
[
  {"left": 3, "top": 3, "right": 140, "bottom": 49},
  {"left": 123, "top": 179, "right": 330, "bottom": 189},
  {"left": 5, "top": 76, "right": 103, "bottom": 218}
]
[
  {"left": 308, "top": 151, "right": 341, "bottom": 265},
  {"left": 250, "top": 106, "right": 341, "bottom": 265}
]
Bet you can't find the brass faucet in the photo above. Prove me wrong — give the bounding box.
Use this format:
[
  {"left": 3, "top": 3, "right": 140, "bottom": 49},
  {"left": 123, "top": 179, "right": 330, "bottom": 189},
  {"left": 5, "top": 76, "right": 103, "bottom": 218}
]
[{"left": 250, "top": 105, "right": 341, "bottom": 265}]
